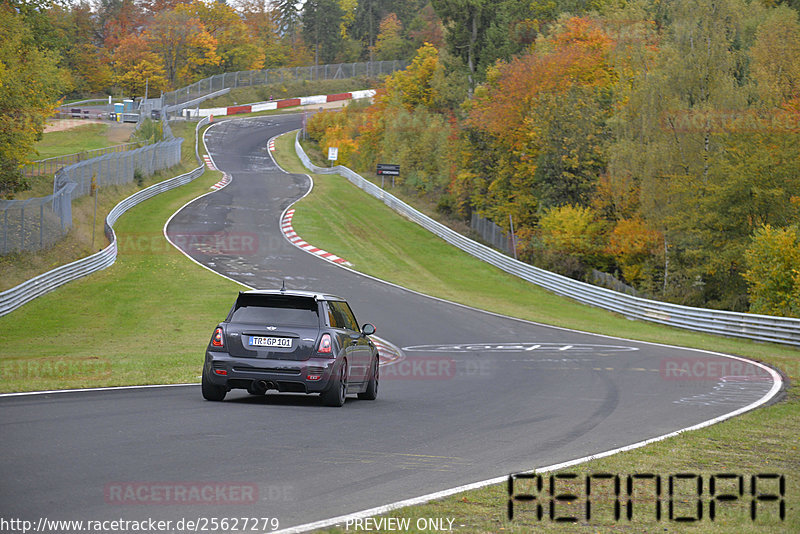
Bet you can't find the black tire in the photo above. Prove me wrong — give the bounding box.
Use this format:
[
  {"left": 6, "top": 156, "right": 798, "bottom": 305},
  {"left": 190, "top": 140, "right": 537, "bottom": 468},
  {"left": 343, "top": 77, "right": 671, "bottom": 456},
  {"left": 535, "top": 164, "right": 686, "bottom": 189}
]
[
  {"left": 321, "top": 361, "right": 347, "bottom": 407},
  {"left": 201, "top": 369, "right": 227, "bottom": 401},
  {"left": 358, "top": 357, "right": 379, "bottom": 400}
]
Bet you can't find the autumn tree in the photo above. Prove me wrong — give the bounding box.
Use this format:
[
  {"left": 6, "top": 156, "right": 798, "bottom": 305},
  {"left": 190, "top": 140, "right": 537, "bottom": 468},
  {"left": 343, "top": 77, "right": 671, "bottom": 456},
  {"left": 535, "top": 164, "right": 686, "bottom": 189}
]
[
  {"left": 462, "top": 17, "right": 617, "bottom": 240},
  {"left": 383, "top": 43, "right": 440, "bottom": 109},
  {"left": 45, "top": 2, "right": 112, "bottom": 95},
  {"left": 744, "top": 225, "right": 800, "bottom": 317},
  {"left": 750, "top": 6, "right": 800, "bottom": 105},
  {"left": 144, "top": 6, "right": 219, "bottom": 87},
  {"left": 607, "top": 217, "right": 663, "bottom": 287},
  {"left": 108, "top": 33, "right": 168, "bottom": 98},
  {"left": 185, "top": 0, "right": 264, "bottom": 74},
  {"left": 0, "top": 3, "right": 66, "bottom": 197},
  {"left": 98, "top": 0, "right": 144, "bottom": 51},
  {"left": 535, "top": 204, "right": 607, "bottom": 278},
  {"left": 408, "top": 3, "right": 445, "bottom": 49},
  {"left": 372, "top": 14, "right": 408, "bottom": 60}
]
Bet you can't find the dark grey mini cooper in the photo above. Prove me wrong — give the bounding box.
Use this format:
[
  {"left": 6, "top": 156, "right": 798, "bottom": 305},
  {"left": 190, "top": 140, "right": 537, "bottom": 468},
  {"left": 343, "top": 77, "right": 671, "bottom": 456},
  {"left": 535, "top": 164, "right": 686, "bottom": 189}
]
[{"left": 202, "top": 289, "right": 379, "bottom": 406}]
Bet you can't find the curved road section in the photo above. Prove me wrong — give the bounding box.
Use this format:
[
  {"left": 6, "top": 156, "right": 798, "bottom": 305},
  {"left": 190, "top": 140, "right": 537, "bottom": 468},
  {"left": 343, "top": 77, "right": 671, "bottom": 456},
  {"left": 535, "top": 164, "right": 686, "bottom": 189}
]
[{"left": 1, "top": 114, "right": 781, "bottom": 532}]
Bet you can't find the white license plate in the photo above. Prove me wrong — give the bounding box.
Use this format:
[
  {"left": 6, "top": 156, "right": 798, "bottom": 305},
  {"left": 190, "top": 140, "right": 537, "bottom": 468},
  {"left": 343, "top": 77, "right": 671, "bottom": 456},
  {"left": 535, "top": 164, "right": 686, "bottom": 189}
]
[{"left": 249, "top": 336, "right": 292, "bottom": 348}]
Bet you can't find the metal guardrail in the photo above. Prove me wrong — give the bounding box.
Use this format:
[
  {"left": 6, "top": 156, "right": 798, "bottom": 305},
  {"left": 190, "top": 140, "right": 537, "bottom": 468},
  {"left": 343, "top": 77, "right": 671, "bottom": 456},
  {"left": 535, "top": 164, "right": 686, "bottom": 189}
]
[
  {"left": 295, "top": 133, "right": 800, "bottom": 347},
  {"left": 0, "top": 118, "right": 210, "bottom": 318},
  {"left": 162, "top": 88, "right": 231, "bottom": 118}
]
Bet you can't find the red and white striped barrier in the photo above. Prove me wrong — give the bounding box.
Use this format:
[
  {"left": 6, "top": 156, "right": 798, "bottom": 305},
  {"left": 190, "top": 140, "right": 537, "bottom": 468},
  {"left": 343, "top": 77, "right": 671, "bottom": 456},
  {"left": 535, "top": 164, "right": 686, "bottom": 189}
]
[
  {"left": 185, "top": 90, "right": 376, "bottom": 119},
  {"left": 202, "top": 154, "right": 216, "bottom": 170},
  {"left": 268, "top": 139, "right": 276, "bottom": 152},
  {"left": 280, "top": 209, "right": 351, "bottom": 266}
]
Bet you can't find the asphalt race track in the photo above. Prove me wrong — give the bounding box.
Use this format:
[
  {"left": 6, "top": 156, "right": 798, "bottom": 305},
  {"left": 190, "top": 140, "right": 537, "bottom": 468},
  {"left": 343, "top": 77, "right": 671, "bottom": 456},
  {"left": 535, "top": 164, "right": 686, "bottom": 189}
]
[{"left": 1, "top": 114, "right": 781, "bottom": 532}]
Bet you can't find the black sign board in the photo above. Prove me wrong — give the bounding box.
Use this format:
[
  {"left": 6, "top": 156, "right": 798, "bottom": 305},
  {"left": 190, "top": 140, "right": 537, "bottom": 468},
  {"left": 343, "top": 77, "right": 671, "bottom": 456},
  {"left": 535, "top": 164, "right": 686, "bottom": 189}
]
[{"left": 376, "top": 163, "right": 400, "bottom": 176}]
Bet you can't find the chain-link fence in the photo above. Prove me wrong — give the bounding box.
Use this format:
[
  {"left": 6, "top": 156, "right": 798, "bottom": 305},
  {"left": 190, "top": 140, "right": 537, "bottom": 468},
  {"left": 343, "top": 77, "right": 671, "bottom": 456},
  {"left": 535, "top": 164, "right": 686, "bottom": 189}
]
[
  {"left": 53, "top": 139, "right": 182, "bottom": 201},
  {"left": 2, "top": 133, "right": 182, "bottom": 255},
  {"left": 161, "top": 60, "right": 407, "bottom": 108},
  {"left": 23, "top": 143, "right": 139, "bottom": 177},
  {"left": 471, "top": 213, "right": 514, "bottom": 256},
  {"left": 0, "top": 184, "right": 76, "bottom": 254}
]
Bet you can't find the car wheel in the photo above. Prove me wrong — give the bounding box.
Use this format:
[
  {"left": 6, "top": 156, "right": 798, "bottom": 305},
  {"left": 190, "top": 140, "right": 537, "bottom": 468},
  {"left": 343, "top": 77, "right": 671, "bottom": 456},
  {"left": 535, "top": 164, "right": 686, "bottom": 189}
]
[
  {"left": 201, "top": 369, "right": 227, "bottom": 401},
  {"left": 358, "top": 357, "right": 379, "bottom": 400},
  {"left": 321, "top": 361, "right": 347, "bottom": 407}
]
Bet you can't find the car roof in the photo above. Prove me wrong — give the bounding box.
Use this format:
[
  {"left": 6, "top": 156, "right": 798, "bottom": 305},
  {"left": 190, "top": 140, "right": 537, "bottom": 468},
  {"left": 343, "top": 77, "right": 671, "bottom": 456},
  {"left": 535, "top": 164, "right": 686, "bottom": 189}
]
[{"left": 240, "top": 289, "right": 345, "bottom": 302}]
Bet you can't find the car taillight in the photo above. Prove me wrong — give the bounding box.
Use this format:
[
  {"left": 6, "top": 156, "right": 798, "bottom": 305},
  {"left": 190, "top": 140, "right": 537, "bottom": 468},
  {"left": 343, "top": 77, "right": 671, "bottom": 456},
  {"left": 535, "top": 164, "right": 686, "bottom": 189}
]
[
  {"left": 317, "top": 333, "right": 332, "bottom": 355},
  {"left": 211, "top": 327, "right": 224, "bottom": 347}
]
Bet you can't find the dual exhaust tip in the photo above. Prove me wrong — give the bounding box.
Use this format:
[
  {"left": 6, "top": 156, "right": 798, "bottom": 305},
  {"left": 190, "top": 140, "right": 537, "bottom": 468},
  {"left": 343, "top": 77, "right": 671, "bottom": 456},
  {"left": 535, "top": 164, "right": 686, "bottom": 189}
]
[{"left": 250, "top": 380, "right": 276, "bottom": 395}]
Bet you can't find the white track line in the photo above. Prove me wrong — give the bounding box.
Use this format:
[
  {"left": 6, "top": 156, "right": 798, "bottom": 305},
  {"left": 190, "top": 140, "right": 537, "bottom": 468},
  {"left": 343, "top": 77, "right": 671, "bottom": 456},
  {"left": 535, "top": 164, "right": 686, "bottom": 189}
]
[{"left": 0, "top": 383, "right": 197, "bottom": 398}]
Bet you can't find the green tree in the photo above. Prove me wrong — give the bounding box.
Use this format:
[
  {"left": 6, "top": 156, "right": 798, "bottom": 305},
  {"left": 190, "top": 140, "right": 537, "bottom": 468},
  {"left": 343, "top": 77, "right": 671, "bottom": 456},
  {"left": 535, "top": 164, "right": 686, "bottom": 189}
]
[
  {"left": 302, "top": 0, "right": 346, "bottom": 64},
  {"left": 606, "top": 0, "right": 765, "bottom": 308},
  {"left": 0, "top": 3, "right": 65, "bottom": 198},
  {"left": 432, "top": 0, "right": 597, "bottom": 88},
  {"left": 744, "top": 225, "right": 800, "bottom": 317},
  {"left": 431, "top": 0, "right": 493, "bottom": 88},
  {"left": 277, "top": 0, "right": 301, "bottom": 43},
  {"left": 353, "top": 0, "right": 424, "bottom": 58}
]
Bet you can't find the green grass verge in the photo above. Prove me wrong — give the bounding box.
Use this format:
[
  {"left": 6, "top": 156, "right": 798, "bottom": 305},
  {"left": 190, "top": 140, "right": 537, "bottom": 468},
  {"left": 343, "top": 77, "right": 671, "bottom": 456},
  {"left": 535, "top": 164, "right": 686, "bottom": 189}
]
[
  {"left": 0, "top": 125, "right": 247, "bottom": 391},
  {"left": 272, "top": 131, "right": 799, "bottom": 532},
  {"left": 32, "top": 122, "right": 133, "bottom": 160}
]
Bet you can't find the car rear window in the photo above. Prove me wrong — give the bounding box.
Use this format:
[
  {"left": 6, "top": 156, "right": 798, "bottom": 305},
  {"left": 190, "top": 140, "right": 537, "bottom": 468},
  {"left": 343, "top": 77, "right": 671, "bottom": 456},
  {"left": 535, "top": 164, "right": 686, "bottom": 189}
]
[{"left": 230, "top": 295, "right": 319, "bottom": 326}]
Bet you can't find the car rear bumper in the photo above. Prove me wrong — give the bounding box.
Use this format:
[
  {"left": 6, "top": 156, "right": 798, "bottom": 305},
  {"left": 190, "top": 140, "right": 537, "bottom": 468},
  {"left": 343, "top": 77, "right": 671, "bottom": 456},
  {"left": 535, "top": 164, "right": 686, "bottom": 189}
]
[{"left": 204, "top": 351, "right": 337, "bottom": 393}]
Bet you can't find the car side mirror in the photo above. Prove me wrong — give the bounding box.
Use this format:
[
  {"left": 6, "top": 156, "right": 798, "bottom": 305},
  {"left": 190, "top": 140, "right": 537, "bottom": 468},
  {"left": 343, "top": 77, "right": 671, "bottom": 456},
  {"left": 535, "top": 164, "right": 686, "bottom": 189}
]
[{"left": 361, "top": 323, "right": 376, "bottom": 336}]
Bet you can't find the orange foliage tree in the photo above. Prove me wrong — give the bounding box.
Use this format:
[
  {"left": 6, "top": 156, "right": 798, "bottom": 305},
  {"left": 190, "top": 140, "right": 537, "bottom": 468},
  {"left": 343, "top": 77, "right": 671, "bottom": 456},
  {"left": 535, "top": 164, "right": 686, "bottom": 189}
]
[{"left": 463, "top": 17, "right": 617, "bottom": 244}]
